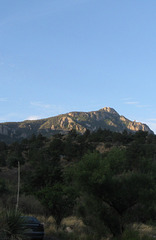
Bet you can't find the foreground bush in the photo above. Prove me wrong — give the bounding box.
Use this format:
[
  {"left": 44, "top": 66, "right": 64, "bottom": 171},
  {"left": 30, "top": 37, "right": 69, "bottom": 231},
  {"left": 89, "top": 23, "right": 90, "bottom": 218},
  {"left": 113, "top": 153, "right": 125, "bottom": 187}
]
[
  {"left": 0, "top": 209, "right": 24, "bottom": 240},
  {"left": 113, "top": 228, "right": 155, "bottom": 240}
]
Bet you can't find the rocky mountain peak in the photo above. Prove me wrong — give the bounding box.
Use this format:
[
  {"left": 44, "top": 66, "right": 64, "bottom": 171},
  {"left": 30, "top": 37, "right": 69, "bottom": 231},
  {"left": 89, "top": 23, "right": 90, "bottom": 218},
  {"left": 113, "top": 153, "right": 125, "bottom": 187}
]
[
  {"left": 0, "top": 107, "right": 153, "bottom": 143},
  {"left": 100, "top": 107, "right": 119, "bottom": 115}
]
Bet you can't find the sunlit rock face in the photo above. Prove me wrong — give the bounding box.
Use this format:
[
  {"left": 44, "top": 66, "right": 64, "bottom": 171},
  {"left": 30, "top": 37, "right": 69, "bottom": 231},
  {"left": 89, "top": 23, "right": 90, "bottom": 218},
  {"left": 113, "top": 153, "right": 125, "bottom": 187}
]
[
  {"left": 127, "top": 121, "right": 151, "bottom": 132},
  {"left": 0, "top": 107, "right": 153, "bottom": 143},
  {"left": 119, "top": 115, "right": 151, "bottom": 133},
  {"left": 101, "top": 107, "right": 119, "bottom": 115}
]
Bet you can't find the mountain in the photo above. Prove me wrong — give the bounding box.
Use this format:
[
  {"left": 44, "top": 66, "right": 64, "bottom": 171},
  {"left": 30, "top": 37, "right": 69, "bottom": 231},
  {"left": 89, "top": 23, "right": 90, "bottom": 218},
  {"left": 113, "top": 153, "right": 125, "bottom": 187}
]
[{"left": 0, "top": 107, "right": 153, "bottom": 143}]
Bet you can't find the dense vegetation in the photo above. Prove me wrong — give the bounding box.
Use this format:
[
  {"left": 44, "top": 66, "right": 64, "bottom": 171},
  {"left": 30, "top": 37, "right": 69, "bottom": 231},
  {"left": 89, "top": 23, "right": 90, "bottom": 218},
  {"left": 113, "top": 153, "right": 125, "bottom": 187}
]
[{"left": 0, "top": 129, "right": 156, "bottom": 239}]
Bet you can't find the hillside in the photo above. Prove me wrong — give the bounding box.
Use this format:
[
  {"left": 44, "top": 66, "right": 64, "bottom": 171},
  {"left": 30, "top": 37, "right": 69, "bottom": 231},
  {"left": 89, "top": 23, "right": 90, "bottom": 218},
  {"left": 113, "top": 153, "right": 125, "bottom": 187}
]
[
  {"left": 0, "top": 107, "right": 153, "bottom": 143},
  {"left": 0, "top": 127, "right": 156, "bottom": 240}
]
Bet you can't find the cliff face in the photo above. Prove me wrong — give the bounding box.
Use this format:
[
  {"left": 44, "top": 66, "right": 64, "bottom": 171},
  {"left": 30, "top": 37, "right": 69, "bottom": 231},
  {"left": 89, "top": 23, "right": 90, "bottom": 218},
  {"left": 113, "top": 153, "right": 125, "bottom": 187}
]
[{"left": 0, "top": 107, "right": 153, "bottom": 143}]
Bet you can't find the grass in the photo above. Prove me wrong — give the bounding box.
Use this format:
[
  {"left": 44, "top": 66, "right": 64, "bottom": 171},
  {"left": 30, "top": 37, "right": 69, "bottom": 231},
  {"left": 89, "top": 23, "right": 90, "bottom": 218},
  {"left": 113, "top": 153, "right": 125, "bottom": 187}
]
[
  {"left": 132, "top": 223, "right": 156, "bottom": 239},
  {"left": 61, "top": 216, "right": 85, "bottom": 231},
  {"left": 1, "top": 209, "right": 155, "bottom": 240},
  {"left": 31, "top": 215, "right": 156, "bottom": 240},
  {"left": 113, "top": 229, "right": 155, "bottom": 240}
]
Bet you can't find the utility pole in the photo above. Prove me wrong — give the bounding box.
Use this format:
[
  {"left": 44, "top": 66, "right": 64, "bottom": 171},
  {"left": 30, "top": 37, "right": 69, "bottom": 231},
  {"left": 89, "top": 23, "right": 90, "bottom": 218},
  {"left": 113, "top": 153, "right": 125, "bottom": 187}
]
[{"left": 16, "top": 161, "right": 20, "bottom": 212}]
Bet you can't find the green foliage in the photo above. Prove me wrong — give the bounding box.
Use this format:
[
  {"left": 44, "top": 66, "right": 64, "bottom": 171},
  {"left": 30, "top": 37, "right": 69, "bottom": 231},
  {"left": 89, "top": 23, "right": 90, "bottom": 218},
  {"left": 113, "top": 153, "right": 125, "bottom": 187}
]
[
  {"left": 23, "top": 149, "right": 62, "bottom": 193},
  {"left": 49, "top": 138, "right": 65, "bottom": 155},
  {"left": 0, "top": 141, "right": 8, "bottom": 166},
  {"left": 22, "top": 139, "right": 77, "bottom": 226},
  {"left": 71, "top": 148, "right": 156, "bottom": 237},
  {"left": 0, "top": 141, "right": 7, "bottom": 151},
  {"left": 113, "top": 228, "right": 155, "bottom": 240},
  {"left": 55, "top": 231, "right": 100, "bottom": 240},
  {"left": 1, "top": 129, "right": 156, "bottom": 239},
  {"left": 6, "top": 154, "right": 24, "bottom": 168},
  {"left": 0, "top": 153, "right": 7, "bottom": 166},
  {"left": 134, "top": 130, "right": 148, "bottom": 144},
  {"left": 0, "top": 178, "right": 8, "bottom": 195},
  {"left": 37, "top": 183, "right": 77, "bottom": 226},
  {"left": 18, "top": 194, "right": 45, "bottom": 215},
  {"left": 0, "top": 209, "right": 24, "bottom": 239}
]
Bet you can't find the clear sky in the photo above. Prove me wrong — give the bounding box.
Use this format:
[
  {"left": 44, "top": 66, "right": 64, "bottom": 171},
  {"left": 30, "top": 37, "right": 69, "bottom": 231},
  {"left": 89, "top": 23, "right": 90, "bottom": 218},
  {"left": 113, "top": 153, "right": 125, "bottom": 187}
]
[{"left": 0, "top": 0, "right": 156, "bottom": 132}]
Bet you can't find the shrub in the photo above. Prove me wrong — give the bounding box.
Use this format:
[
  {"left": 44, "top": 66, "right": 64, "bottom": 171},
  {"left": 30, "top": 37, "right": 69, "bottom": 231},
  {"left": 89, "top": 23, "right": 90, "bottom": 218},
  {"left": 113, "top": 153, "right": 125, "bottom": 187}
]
[
  {"left": 18, "top": 194, "right": 45, "bottom": 215},
  {"left": 113, "top": 228, "right": 155, "bottom": 240},
  {"left": 0, "top": 209, "right": 25, "bottom": 239}
]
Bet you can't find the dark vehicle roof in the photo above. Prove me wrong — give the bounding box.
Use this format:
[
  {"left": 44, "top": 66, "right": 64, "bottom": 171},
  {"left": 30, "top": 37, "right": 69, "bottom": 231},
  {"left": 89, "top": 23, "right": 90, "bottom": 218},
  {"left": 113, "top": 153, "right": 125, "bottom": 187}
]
[{"left": 21, "top": 216, "right": 40, "bottom": 224}]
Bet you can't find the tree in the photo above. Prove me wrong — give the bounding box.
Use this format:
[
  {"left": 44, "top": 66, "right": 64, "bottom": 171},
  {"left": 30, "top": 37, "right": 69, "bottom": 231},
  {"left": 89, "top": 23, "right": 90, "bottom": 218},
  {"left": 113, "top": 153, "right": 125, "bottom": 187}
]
[
  {"left": 22, "top": 145, "right": 77, "bottom": 227},
  {"left": 72, "top": 149, "right": 156, "bottom": 237},
  {"left": 6, "top": 154, "right": 24, "bottom": 168},
  {"left": 23, "top": 148, "right": 62, "bottom": 193},
  {"left": 49, "top": 138, "right": 64, "bottom": 156},
  {"left": 0, "top": 179, "right": 8, "bottom": 195},
  {"left": 37, "top": 183, "right": 77, "bottom": 227}
]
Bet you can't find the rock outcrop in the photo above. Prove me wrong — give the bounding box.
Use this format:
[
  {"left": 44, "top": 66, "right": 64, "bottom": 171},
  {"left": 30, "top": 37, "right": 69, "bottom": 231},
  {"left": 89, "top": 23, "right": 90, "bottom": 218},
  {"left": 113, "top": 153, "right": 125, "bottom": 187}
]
[{"left": 0, "top": 107, "right": 153, "bottom": 143}]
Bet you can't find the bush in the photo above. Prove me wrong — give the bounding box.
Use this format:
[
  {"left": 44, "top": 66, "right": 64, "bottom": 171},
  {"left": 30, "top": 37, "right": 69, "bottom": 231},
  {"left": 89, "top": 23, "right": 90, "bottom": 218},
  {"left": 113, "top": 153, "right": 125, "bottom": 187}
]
[
  {"left": 37, "top": 215, "right": 57, "bottom": 236},
  {"left": 0, "top": 209, "right": 25, "bottom": 239},
  {"left": 113, "top": 228, "right": 155, "bottom": 240},
  {"left": 18, "top": 194, "right": 45, "bottom": 215}
]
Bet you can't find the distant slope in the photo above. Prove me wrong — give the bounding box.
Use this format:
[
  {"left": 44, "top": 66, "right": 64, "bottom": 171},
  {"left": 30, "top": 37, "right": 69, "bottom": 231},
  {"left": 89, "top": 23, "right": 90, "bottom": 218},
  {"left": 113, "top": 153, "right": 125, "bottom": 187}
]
[{"left": 0, "top": 107, "right": 153, "bottom": 143}]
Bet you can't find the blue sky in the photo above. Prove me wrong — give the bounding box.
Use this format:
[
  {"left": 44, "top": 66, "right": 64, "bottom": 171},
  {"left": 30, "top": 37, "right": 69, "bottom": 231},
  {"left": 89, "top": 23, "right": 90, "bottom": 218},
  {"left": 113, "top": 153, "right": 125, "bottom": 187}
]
[{"left": 0, "top": 0, "right": 156, "bottom": 132}]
